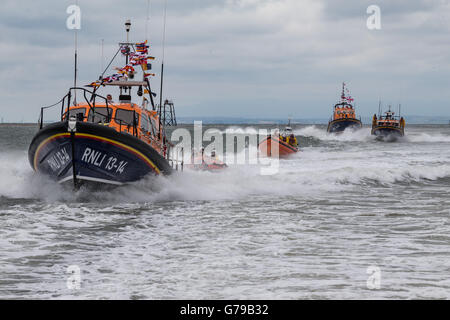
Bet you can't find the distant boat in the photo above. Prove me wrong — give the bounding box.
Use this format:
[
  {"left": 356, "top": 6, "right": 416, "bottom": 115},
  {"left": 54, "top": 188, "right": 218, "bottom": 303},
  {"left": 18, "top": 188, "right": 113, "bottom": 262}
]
[
  {"left": 258, "top": 120, "right": 299, "bottom": 157},
  {"left": 185, "top": 148, "right": 227, "bottom": 171},
  {"left": 371, "top": 104, "right": 405, "bottom": 140},
  {"left": 327, "top": 83, "right": 362, "bottom": 133}
]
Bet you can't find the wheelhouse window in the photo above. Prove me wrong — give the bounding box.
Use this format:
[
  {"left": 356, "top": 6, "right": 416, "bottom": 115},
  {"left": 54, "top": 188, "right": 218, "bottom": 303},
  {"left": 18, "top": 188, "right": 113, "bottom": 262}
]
[
  {"left": 140, "top": 113, "right": 157, "bottom": 136},
  {"left": 88, "top": 107, "right": 112, "bottom": 123},
  {"left": 115, "top": 108, "right": 136, "bottom": 126},
  {"left": 140, "top": 113, "right": 150, "bottom": 132},
  {"left": 150, "top": 117, "right": 158, "bottom": 136},
  {"left": 67, "top": 108, "right": 86, "bottom": 121}
]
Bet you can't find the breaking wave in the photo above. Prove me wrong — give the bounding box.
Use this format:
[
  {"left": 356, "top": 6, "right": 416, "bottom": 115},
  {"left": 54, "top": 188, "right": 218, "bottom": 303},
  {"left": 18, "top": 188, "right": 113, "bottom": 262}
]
[
  {"left": 2, "top": 144, "right": 450, "bottom": 204},
  {"left": 405, "top": 132, "right": 450, "bottom": 143},
  {"left": 295, "top": 125, "right": 374, "bottom": 142}
]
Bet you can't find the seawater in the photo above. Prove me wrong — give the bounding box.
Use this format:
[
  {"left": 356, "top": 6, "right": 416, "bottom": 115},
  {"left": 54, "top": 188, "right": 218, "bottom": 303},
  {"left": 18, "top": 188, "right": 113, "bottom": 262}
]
[{"left": 1, "top": 124, "right": 450, "bottom": 299}]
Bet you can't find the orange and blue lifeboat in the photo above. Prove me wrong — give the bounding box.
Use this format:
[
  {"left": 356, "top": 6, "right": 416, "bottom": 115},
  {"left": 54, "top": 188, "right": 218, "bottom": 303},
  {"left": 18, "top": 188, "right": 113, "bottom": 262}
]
[
  {"left": 28, "top": 88, "right": 173, "bottom": 188},
  {"left": 327, "top": 83, "right": 362, "bottom": 133},
  {"left": 371, "top": 110, "right": 405, "bottom": 139}
]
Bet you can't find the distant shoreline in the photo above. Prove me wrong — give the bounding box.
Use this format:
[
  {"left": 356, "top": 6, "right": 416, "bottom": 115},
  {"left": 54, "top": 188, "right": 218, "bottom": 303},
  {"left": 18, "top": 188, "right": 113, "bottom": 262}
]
[
  {"left": 1, "top": 122, "right": 448, "bottom": 127},
  {"left": 0, "top": 123, "right": 38, "bottom": 127}
]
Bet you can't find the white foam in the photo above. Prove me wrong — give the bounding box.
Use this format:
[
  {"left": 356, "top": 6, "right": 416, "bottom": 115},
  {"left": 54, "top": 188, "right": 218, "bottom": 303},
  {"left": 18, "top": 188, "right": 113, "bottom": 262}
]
[
  {"left": 406, "top": 132, "right": 450, "bottom": 143},
  {"left": 2, "top": 128, "right": 450, "bottom": 203},
  {"left": 295, "top": 125, "right": 374, "bottom": 142}
]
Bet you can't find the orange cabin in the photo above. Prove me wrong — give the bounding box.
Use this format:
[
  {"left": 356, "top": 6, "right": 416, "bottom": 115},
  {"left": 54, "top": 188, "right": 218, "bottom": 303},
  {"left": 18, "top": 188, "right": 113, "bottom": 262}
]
[
  {"left": 333, "top": 107, "right": 355, "bottom": 120},
  {"left": 375, "top": 119, "right": 401, "bottom": 127},
  {"left": 64, "top": 102, "right": 165, "bottom": 153}
]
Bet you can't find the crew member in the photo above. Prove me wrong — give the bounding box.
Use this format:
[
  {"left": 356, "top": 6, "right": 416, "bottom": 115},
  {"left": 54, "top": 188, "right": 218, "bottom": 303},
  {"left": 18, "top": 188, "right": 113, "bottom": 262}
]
[
  {"left": 107, "top": 94, "right": 114, "bottom": 104},
  {"left": 289, "top": 134, "right": 297, "bottom": 146}
]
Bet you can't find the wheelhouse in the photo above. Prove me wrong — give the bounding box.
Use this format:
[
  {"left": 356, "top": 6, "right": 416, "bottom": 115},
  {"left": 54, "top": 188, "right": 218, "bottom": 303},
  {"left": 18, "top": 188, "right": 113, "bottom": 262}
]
[{"left": 333, "top": 103, "right": 356, "bottom": 120}]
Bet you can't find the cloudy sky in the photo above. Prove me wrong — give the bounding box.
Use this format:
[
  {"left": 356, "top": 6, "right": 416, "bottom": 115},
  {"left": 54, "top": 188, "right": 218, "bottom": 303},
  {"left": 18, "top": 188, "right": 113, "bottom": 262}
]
[{"left": 1, "top": 0, "right": 450, "bottom": 122}]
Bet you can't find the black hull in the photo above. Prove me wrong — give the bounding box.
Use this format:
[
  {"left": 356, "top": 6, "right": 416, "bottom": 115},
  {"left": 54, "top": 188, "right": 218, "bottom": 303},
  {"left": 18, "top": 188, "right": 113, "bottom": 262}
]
[
  {"left": 327, "top": 119, "right": 362, "bottom": 133},
  {"left": 28, "top": 121, "right": 172, "bottom": 187},
  {"left": 371, "top": 126, "right": 404, "bottom": 139}
]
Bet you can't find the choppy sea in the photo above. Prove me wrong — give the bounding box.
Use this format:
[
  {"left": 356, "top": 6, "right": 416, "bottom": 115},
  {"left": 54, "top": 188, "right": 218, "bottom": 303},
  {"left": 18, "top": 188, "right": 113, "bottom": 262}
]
[{"left": 1, "top": 123, "right": 450, "bottom": 299}]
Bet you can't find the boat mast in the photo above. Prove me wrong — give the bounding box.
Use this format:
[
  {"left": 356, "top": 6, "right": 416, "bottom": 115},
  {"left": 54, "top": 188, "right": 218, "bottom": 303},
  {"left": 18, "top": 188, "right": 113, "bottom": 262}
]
[
  {"left": 124, "top": 19, "right": 132, "bottom": 99},
  {"left": 73, "top": 0, "right": 79, "bottom": 105},
  {"left": 145, "top": 0, "right": 150, "bottom": 42},
  {"left": 160, "top": 0, "right": 168, "bottom": 110},
  {"left": 125, "top": 20, "right": 131, "bottom": 66},
  {"left": 100, "top": 39, "right": 104, "bottom": 75},
  {"left": 158, "top": 0, "right": 168, "bottom": 139}
]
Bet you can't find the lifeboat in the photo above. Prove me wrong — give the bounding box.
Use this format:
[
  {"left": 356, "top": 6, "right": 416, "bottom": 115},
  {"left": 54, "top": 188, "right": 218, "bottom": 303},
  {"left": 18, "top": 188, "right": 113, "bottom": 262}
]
[
  {"left": 258, "top": 122, "right": 299, "bottom": 157},
  {"left": 371, "top": 105, "right": 405, "bottom": 140},
  {"left": 327, "top": 83, "right": 362, "bottom": 133},
  {"left": 28, "top": 22, "right": 175, "bottom": 188},
  {"left": 185, "top": 148, "right": 227, "bottom": 171}
]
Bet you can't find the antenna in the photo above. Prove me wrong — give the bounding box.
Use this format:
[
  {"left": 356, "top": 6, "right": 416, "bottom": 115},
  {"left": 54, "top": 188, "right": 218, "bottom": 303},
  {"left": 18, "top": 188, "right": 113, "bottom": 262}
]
[
  {"left": 125, "top": 19, "right": 131, "bottom": 41},
  {"left": 145, "top": 0, "right": 151, "bottom": 42},
  {"left": 100, "top": 39, "right": 104, "bottom": 75},
  {"left": 378, "top": 100, "right": 381, "bottom": 117},
  {"left": 125, "top": 20, "right": 131, "bottom": 66},
  {"left": 160, "top": 0, "right": 168, "bottom": 108},
  {"left": 73, "top": 0, "right": 79, "bottom": 105}
]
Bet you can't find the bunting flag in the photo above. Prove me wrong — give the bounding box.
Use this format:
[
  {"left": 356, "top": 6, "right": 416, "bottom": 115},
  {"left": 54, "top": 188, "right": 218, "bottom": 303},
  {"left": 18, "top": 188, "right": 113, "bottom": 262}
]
[
  {"left": 89, "top": 81, "right": 101, "bottom": 88},
  {"left": 141, "top": 63, "right": 152, "bottom": 71},
  {"left": 344, "top": 88, "right": 353, "bottom": 102},
  {"left": 123, "top": 65, "right": 135, "bottom": 73},
  {"left": 144, "top": 89, "right": 157, "bottom": 97},
  {"left": 136, "top": 41, "right": 148, "bottom": 47},
  {"left": 136, "top": 41, "right": 149, "bottom": 54},
  {"left": 87, "top": 40, "right": 156, "bottom": 87}
]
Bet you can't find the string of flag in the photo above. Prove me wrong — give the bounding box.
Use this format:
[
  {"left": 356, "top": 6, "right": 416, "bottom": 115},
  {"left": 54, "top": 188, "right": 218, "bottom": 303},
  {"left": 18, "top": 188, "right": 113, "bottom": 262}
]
[
  {"left": 341, "top": 88, "right": 354, "bottom": 103},
  {"left": 88, "top": 41, "right": 156, "bottom": 88}
]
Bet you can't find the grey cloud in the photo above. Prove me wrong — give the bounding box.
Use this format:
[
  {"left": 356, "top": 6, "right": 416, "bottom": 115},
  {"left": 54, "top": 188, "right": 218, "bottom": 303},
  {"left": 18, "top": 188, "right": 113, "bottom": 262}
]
[
  {"left": 1, "top": 0, "right": 450, "bottom": 122},
  {"left": 323, "top": 0, "right": 445, "bottom": 20}
]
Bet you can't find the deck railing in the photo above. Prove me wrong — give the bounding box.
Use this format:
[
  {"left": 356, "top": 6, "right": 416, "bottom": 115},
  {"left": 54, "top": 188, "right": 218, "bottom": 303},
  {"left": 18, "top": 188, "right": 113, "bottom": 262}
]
[
  {"left": 39, "top": 87, "right": 139, "bottom": 137},
  {"left": 38, "top": 87, "right": 180, "bottom": 166},
  {"left": 166, "top": 145, "right": 184, "bottom": 171}
]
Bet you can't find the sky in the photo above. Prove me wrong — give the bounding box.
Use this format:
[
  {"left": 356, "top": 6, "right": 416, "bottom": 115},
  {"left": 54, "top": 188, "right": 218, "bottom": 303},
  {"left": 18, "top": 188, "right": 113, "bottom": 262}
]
[{"left": 1, "top": 0, "right": 450, "bottom": 122}]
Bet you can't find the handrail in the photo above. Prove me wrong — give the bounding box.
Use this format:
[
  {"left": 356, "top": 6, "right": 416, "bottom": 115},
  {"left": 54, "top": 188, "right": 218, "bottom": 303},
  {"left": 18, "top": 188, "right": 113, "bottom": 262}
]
[
  {"left": 40, "top": 87, "right": 119, "bottom": 131},
  {"left": 39, "top": 86, "right": 170, "bottom": 142},
  {"left": 39, "top": 93, "right": 70, "bottom": 129}
]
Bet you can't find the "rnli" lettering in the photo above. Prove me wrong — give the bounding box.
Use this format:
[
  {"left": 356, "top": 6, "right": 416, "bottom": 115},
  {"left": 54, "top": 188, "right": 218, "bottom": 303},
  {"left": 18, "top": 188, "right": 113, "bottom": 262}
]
[
  {"left": 46, "top": 147, "right": 70, "bottom": 171},
  {"left": 81, "top": 147, "right": 106, "bottom": 167}
]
